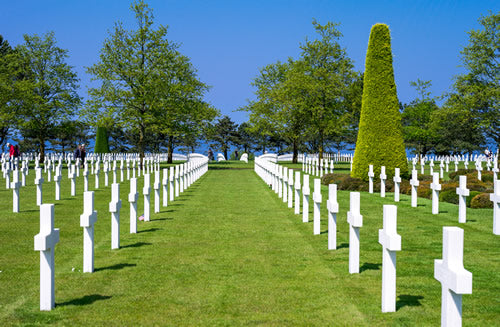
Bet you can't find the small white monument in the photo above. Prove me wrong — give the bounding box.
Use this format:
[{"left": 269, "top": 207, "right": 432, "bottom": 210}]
[
  {"left": 80, "top": 191, "right": 97, "bottom": 273},
  {"left": 143, "top": 173, "right": 151, "bottom": 221},
  {"left": 69, "top": 164, "right": 76, "bottom": 196},
  {"left": 302, "top": 174, "right": 310, "bottom": 223},
  {"left": 378, "top": 205, "right": 401, "bottom": 313},
  {"left": 456, "top": 176, "right": 469, "bottom": 224},
  {"left": 109, "top": 183, "right": 122, "bottom": 249},
  {"left": 288, "top": 168, "right": 294, "bottom": 208},
  {"left": 393, "top": 168, "right": 401, "bottom": 202},
  {"left": 35, "top": 167, "right": 44, "bottom": 206},
  {"left": 34, "top": 204, "right": 59, "bottom": 311},
  {"left": 410, "top": 169, "right": 419, "bottom": 208},
  {"left": 282, "top": 167, "right": 288, "bottom": 204},
  {"left": 430, "top": 172, "right": 441, "bottom": 215},
  {"left": 11, "top": 169, "right": 21, "bottom": 213},
  {"left": 162, "top": 168, "right": 168, "bottom": 207},
  {"left": 294, "top": 171, "right": 301, "bottom": 215},
  {"left": 347, "top": 192, "right": 363, "bottom": 274},
  {"left": 327, "top": 184, "right": 339, "bottom": 250},
  {"left": 368, "top": 164, "right": 374, "bottom": 194},
  {"left": 490, "top": 180, "right": 500, "bottom": 235},
  {"left": 380, "top": 166, "right": 387, "bottom": 198},
  {"left": 154, "top": 170, "right": 160, "bottom": 213},
  {"left": 128, "top": 178, "right": 138, "bottom": 234},
  {"left": 169, "top": 166, "right": 175, "bottom": 202},
  {"left": 313, "top": 178, "right": 322, "bottom": 235},
  {"left": 434, "top": 227, "right": 472, "bottom": 327}
]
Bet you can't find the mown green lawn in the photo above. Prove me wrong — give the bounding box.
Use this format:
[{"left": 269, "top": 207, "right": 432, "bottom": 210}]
[{"left": 0, "top": 160, "right": 498, "bottom": 326}]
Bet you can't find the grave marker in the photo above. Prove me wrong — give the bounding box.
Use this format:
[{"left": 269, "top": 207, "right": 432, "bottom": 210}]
[
  {"left": 393, "top": 168, "right": 401, "bottom": 202},
  {"left": 294, "top": 171, "right": 301, "bottom": 215},
  {"left": 169, "top": 167, "right": 175, "bottom": 202},
  {"left": 456, "top": 176, "right": 469, "bottom": 223},
  {"left": 154, "top": 170, "right": 160, "bottom": 213},
  {"left": 327, "top": 184, "right": 339, "bottom": 250},
  {"left": 109, "top": 183, "right": 122, "bottom": 249},
  {"left": 34, "top": 204, "right": 59, "bottom": 311},
  {"left": 430, "top": 172, "right": 441, "bottom": 214},
  {"left": 380, "top": 166, "right": 387, "bottom": 198},
  {"left": 490, "top": 180, "right": 500, "bottom": 235},
  {"left": 302, "top": 174, "right": 310, "bottom": 223},
  {"left": 283, "top": 167, "right": 288, "bottom": 204},
  {"left": 287, "top": 168, "right": 293, "bottom": 208},
  {"left": 11, "top": 169, "right": 21, "bottom": 213},
  {"left": 347, "top": 192, "right": 363, "bottom": 274},
  {"left": 378, "top": 205, "right": 401, "bottom": 312},
  {"left": 368, "top": 164, "right": 374, "bottom": 193},
  {"left": 143, "top": 173, "right": 151, "bottom": 221},
  {"left": 162, "top": 168, "right": 168, "bottom": 207},
  {"left": 313, "top": 178, "right": 322, "bottom": 235},
  {"left": 128, "top": 178, "right": 138, "bottom": 233},
  {"left": 35, "top": 167, "right": 44, "bottom": 206},
  {"left": 80, "top": 191, "right": 97, "bottom": 273},
  {"left": 434, "top": 227, "right": 472, "bottom": 327}
]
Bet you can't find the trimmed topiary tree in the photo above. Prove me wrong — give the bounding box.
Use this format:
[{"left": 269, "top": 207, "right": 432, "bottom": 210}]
[
  {"left": 94, "top": 126, "right": 109, "bottom": 153},
  {"left": 351, "top": 23, "right": 408, "bottom": 181}
]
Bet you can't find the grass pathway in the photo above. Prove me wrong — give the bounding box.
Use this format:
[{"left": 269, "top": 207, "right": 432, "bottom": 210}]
[{"left": 0, "top": 161, "right": 498, "bottom": 326}]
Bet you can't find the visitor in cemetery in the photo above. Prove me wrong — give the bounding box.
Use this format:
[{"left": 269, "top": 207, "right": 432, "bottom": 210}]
[
  {"left": 208, "top": 148, "right": 214, "bottom": 161},
  {"left": 74, "top": 144, "right": 81, "bottom": 161},
  {"left": 80, "top": 144, "right": 86, "bottom": 166},
  {"left": 13, "top": 145, "right": 20, "bottom": 158},
  {"left": 235, "top": 150, "right": 239, "bottom": 160},
  {"left": 7, "top": 143, "right": 15, "bottom": 158}
]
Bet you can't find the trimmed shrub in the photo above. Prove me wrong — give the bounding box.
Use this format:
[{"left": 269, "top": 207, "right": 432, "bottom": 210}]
[
  {"left": 94, "top": 126, "right": 109, "bottom": 153},
  {"left": 470, "top": 193, "right": 493, "bottom": 209},
  {"left": 467, "top": 191, "right": 482, "bottom": 207},
  {"left": 351, "top": 23, "right": 408, "bottom": 181},
  {"left": 449, "top": 169, "right": 476, "bottom": 181},
  {"left": 440, "top": 190, "right": 459, "bottom": 205},
  {"left": 417, "top": 181, "right": 432, "bottom": 199}
]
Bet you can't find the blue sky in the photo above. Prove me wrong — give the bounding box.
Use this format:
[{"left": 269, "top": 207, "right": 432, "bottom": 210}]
[{"left": 1, "top": 0, "right": 498, "bottom": 124}]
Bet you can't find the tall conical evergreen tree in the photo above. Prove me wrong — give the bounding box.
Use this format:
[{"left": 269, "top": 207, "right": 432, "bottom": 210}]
[
  {"left": 94, "top": 126, "right": 109, "bottom": 153},
  {"left": 351, "top": 24, "right": 408, "bottom": 181}
]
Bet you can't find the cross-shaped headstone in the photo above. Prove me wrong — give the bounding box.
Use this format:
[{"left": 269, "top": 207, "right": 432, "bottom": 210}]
[
  {"left": 347, "top": 192, "right": 363, "bottom": 274},
  {"left": 175, "top": 165, "right": 180, "bottom": 197},
  {"left": 380, "top": 166, "right": 387, "bottom": 198},
  {"left": 434, "top": 227, "right": 472, "bottom": 327},
  {"left": 294, "top": 171, "right": 301, "bottom": 215},
  {"left": 169, "top": 166, "right": 175, "bottom": 202},
  {"left": 21, "top": 160, "right": 27, "bottom": 187},
  {"left": 313, "top": 178, "right": 322, "bottom": 235},
  {"left": 143, "top": 173, "right": 151, "bottom": 221},
  {"left": 34, "top": 204, "right": 59, "bottom": 311},
  {"left": 69, "top": 164, "right": 76, "bottom": 196},
  {"left": 327, "top": 184, "right": 339, "bottom": 250},
  {"left": 430, "top": 172, "right": 441, "bottom": 214},
  {"left": 420, "top": 158, "right": 425, "bottom": 175},
  {"left": 456, "top": 176, "right": 469, "bottom": 223},
  {"left": 5, "top": 164, "right": 10, "bottom": 189},
  {"left": 454, "top": 159, "right": 459, "bottom": 172},
  {"left": 179, "top": 164, "right": 184, "bottom": 193},
  {"left": 476, "top": 161, "right": 482, "bottom": 181},
  {"left": 11, "top": 169, "right": 21, "bottom": 213},
  {"left": 440, "top": 160, "right": 445, "bottom": 179},
  {"left": 302, "top": 174, "right": 310, "bottom": 223},
  {"left": 282, "top": 167, "right": 289, "bottom": 204},
  {"left": 492, "top": 157, "right": 498, "bottom": 182},
  {"left": 80, "top": 191, "right": 97, "bottom": 272},
  {"left": 95, "top": 163, "right": 100, "bottom": 189},
  {"left": 154, "top": 170, "right": 160, "bottom": 213},
  {"left": 47, "top": 162, "right": 52, "bottom": 182},
  {"left": 490, "top": 180, "right": 500, "bottom": 235},
  {"left": 368, "top": 164, "right": 374, "bottom": 194},
  {"left": 287, "top": 168, "right": 294, "bottom": 208},
  {"left": 126, "top": 159, "right": 130, "bottom": 180},
  {"left": 162, "top": 168, "right": 168, "bottom": 207},
  {"left": 430, "top": 159, "right": 435, "bottom": 175},
  {"left": 35, "top": 167, "right": 44, "bottom": 206},
  {"left": 109, "top": 183, "right": 122, "bottom": 249},
  {"left": 112, "top": 160, "right": 117, "bottom": 184},
  {"left": 128, "top": 177, "right": 138, "bottom": 233},
  {"left": 378, "top": 205, "right": 401, "bottom": 312},
  {"left": 410, "top": 169, "right": 419, "bottom": 208},
  {"left": 393, "top": 167, "right": 401, "bottom": 202},
  {"left": 104, "top": 161, "right": 109, "bottom": 186}
]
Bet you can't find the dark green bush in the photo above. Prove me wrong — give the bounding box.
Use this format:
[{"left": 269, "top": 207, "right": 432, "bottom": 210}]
[
  {"left": 467, "top": 191, "right": 482, "bottom": 207},
  {"left": 440, "top": 190, "right": 459, "bottom": 205},
  {"left": 470, "top": 193, "right": 493, "bottom": 209},
  {"left": 449, "top": 169, "right": 476, "bottom": 181},
  {"left": 351, "top": 23, "right": 408, "bottom": 181},
  {"left": 94, "top": 126, "right": 109, "bottom": 153}
]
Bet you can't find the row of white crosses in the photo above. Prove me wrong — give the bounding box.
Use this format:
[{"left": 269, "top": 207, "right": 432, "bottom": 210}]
[
  {"left": 302, "top": 157, "right": 335, "bottom": 177},
  {"left": 256, "top": 156, "right": 475, "bottom": 324},
  {"left": 33, "top": 156, "right": 209, "bottom": 311}
]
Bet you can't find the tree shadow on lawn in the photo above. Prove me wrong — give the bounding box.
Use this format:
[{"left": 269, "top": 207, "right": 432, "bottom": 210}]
[
  {"left": 57, "top": 294, "right": 112, "bottom": 307},
  {"left": 337, "top": 243, "right": 349, "bottom": 249},
  {"left": 138, "top": 227, "right": 162, "bottom": 233},
  {"left": 396, "top": 294, "right": 424, "bottom": 311},
  {"left": 152, "top": 217, "right": 173, "bottom": 221},
  {"left": 360, "top": 262, "right": 381, "bottom": 273},
  {"left": 120, "top": 242, "right": 152, "bottom": 249},
  {"left": 94, "top": 263, "right": 137, "bottom": 272}
]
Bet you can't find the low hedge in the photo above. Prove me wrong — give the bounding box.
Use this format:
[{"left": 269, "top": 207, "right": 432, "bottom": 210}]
[{"left": 470, "top": 193, "right": 494, "bottom": 209}]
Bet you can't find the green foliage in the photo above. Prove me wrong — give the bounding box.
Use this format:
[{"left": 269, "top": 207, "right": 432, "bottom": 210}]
[
  {"left": 209, "top": 116, "right": 238, "bottom": 160},
  {"left": 0, "top": 35, "right": 17, "bottom": 146},
  {"left": 14, "top": 32, "right": 81, "bottom": 162},
  {"left": 94, "top": 126, "right": 109, "bottom": 153},
  {"left": 352, "top": 24, "right": 408, "bottom": 180},
  {"left": 439, "top": 190, "right": 459, "bottom": 205},
  {"left": 470, "top": 192, "right": 494, "bottom": 208}
]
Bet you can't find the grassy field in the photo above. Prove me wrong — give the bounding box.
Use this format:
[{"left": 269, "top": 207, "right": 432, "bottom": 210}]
[{"left": 0, "top": 160, "right": 498, "bottom": 326}]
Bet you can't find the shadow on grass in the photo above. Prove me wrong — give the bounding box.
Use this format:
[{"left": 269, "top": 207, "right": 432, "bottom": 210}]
[
  {"left": 320, "top": 230, "right": 328, "bottom": 235},
  {"left": 337, "top": 243, "right": 349, "bottom": 249},
  {"left": 121, "top": 242, "right": 152, "bottom": 249},
  {"left": 57, "top": 294, "right": 112, "bottom": 307},
  {"left": 396, "top": 294, "right": 424, "bottom": 311},
  {"left": 138, "top": 227, "right": 162, "bottom": 233},
  {"left": 95, "top": 263, "right": 137, "bottom": 272},
  {"left": 153, "top": 217, "right": 173, "bottom": 221},
  {"left": 360, "top": 262, "right": 381, "bottom": 273}
]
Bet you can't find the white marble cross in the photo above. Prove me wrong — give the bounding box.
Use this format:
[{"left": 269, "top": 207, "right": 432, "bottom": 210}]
[
  {"left": 420, "top": 158, "right": 425, "bottom": 175},
  {"left": 128, "top": 177, "right": 138, "bottom": 233},
  {"left": 287, "top": 168, "right": 294, "bottom": 208},
  {"left": 368, "top": 164, "right": 374, "bottom": 194},
  {"left": 294, "top": 171, "right": 301, "bottom": 215},
  {"left": 175, "top": 165, "right": 180, "bottom": 197},
  {"left": 434, "top": 227, "right": 472, "bottom": 327},
  {"left": 440, "top": 160, "right": 445, "bottom": 179},
  {"left": 476, "top": 161, "right": 482, "bottom": 181},
  {"left": 313, "top": 178, "right": 322, "bottom": 235},
  {"left": 143, "top": 173, "right": 151, "bottom": 221},
  {"left": 393, "top": 168, "right": 401, "bottom": 202},
  {"left": 80, "top": 191, "right": 97, "bottom": 273},
  {"left": 169, "top": 167, "right": 175, "bottom": 202},
  {"left": 490, "top": 180, "right": 500, "bottom": 235},
  {"left": 11, "top": 169, "right": 21, "bottom": 213},
  {"left": 278, "top": 166, "right": 283, "bottom": 199},
  {"left": 54, "top": 166, "right": 61, "bottom": 201},
  {"left": 347, "top": 192, "right": 363, "bottom": 274},
  {"left": 283, "top": 167, "right": 288, "bottom": 204},
  {"left": 430, "top": 159, "right": 435, "bottom": 175},
  {"left": 302, "top": 174, "right": 310, "bottom": 223},
  {"left": 162, "top": 168, "right": 168, "bottom": 207},
  {"left": 21, "top": 160, "right": 27, "bottom": 186},
  {"left": 69, "top": 164, "right": 76, "bottom": 196},
  {"left": 83, "top": 164, "right": 89, "bottom": 192},
  {"left": 380, "top": 166, "right": 387, "bottom": 198},
  {"left": 410, "top": 169, "right": 419, "bottom": 207},
  {"left": 492, "top": 157, "right": 498, "bottom": 182},
  {"left": 35, "top": 167, "right": 44, "bottom": 206},
  {"left": 378, "top": 205, "right": 401, "bottom": 312},
  {"left": 179, "top": 164, "right": 184, "bottom": 193},
  {"left": 47, "top": 164, "right": 52, "bottom": 182},
  {"left": 456, "top": 176, "right": 469, "bottom": 223},
  {"left": 154, "top": 170, "right": 160, "bottom": 213},
  {"left": 34, "top": 204, "right": 59, "bottom": 311},
  {"left": 104, "top": 161, "right": 109, "bottom": 186},
  {"left": 126, "top": 160, "right": 130, "bottom": 180},
  {"left": 430, "top": 172, "right": 441, "bottom": 214},
  {"left": 327, "top": 184, "right": 339, "bottom": 250},
  {"left": 109, "top": 183, "right": 122, "bottom": 249},
  {"left": 95, "top": 164, "right": 100, "bottom": 189},
  {"left": 454, "top": 160, "right": 459, "bottom": 172},
  {"left": 112, "top": 160, "right": 117, "bottom": 184}
]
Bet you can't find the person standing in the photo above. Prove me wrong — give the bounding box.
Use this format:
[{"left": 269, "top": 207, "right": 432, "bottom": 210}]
[{"left": 80, "top": 144, "right": 86, "bottom": 167}]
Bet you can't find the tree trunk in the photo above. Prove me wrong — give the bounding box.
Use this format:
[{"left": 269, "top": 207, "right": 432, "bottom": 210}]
[
  {"left": 224, "top": 147, "right": 228, "bottom": 161},
  {"left": 139, "top": 123, "right": 145, "bottom": 169},
  {"left": 39, "top": 137, "right": 45, "bottom": 164},
  {"left": 292, "top": 138, "right": 298, "bottom": 163},
  {"left": 167, "top": 135, "right": 174, "bottom": 163}
]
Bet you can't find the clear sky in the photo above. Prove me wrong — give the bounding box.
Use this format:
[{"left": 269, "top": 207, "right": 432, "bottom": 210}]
[{"left": 1, "top": 0, "right": 498, "bottom": 124}]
